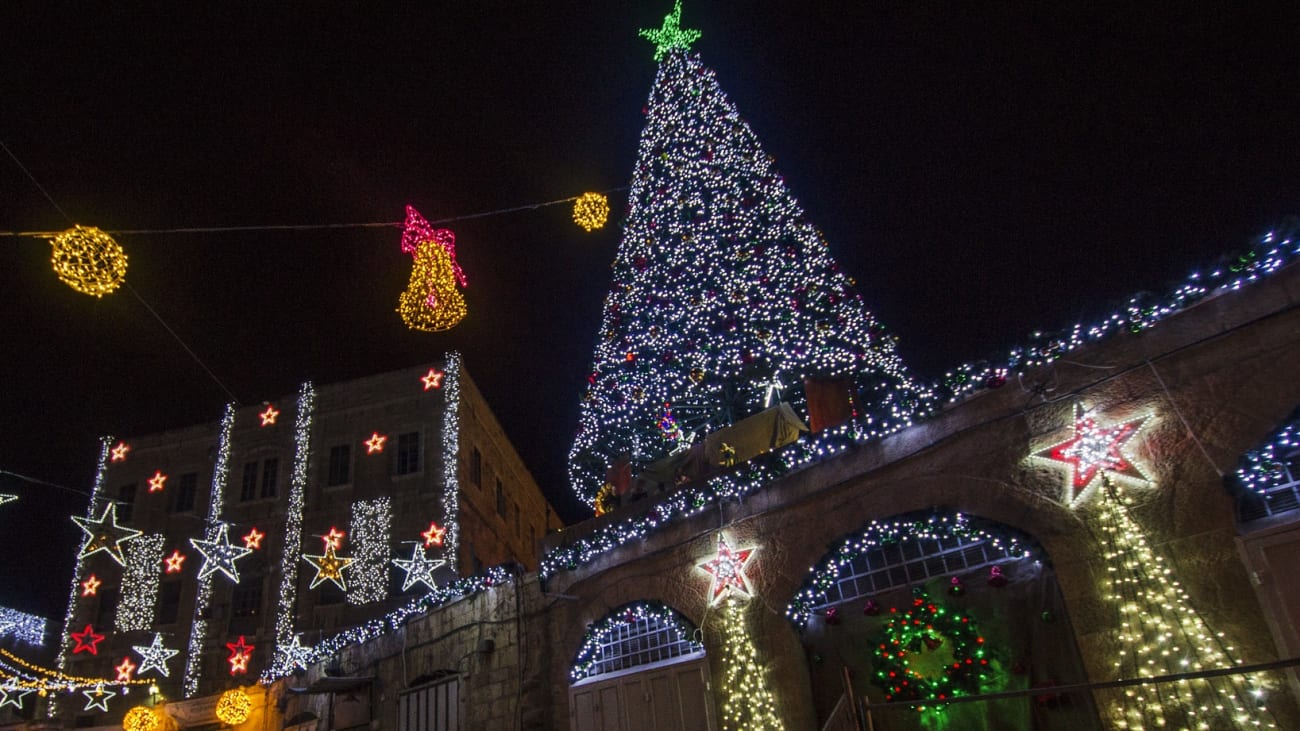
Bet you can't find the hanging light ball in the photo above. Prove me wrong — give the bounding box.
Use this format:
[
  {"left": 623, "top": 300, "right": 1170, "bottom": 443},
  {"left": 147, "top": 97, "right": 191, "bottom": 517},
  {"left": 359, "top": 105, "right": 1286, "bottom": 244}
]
[
  {"left": 49, "top": 225, "right": 128, "bottom": 297},
  {"left": 123, "top": 706, "right": 160, "bottom": 731},
  {"left": 572, "top": 192, "right": 610, "bottom": 232},
  {"left": 215, "top": 688, "right": 252, "bottom": 726}
]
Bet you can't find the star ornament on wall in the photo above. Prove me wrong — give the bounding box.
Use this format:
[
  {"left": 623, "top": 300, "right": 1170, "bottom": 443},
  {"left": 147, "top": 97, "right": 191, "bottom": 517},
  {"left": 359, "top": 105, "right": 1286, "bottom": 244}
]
[
  {"left": 132, "top": 633, "right": 179, "bottom": 677},
  {"left": 164, "top": 549, "right": 186, "bottom": 574},
  {"left": 259, "top": 404, "right": 280, "bottom": 426},
  {"left": 365, "top": 432, "right": 387, "bottom": 454},
  {"left": 698, "top": 533, "right": 756, "bottom": 605},
  {"left": 0, "top": 685, "right": 33, "bottom": 710},
  {"left": 81, "top": 574, "right": 102, "bottom": 597},
  {"left": 82, "top": 684, "right": 116, "bottom": 712},
  {"left": 110, "top": 442, "right": 130, "bottom": 462},
  {"left": 421, "top": 521, "right": 447, "bottom": 547},
  {"left": 303, "top": 545, "right": 354, "bottom": 590},
  {"left": 190, "top": 523, "right": 253, "bottom": 582},
  {"left": 242, "top": 527, "right": 265, "bottom": 550},
  {"left": 1034, "top": 406, "right": 1152, "bottom": 507},
  {"left": 114, "top": 657, "right": 136, "bottom": 682},
  {"left": 226, "top": 636, "right": 254, "bottom": 675},
  {"left": 147, "top": 471, "right": 167, "bottom": 493},
  {"left": 276, "top": 634, "right": 313, "bottom": 672},
  {"left": 72, "top": 503, "right": 142, "bottom": 566},
  {"left": 71, "top": 624, "right": 106, "bottom": 655},
  {"left": 392, "top": 543, "right": 447, "bottom": 591},
  {"left": 421, "top": 368, "right": 445, "bottom": 391}
]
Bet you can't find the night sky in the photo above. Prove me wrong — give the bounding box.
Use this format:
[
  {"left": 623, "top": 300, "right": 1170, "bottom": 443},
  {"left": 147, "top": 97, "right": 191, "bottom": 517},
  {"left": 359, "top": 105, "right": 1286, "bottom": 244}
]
[{"left": 2, "top": 2, "right": 1297, "bottom": 622}]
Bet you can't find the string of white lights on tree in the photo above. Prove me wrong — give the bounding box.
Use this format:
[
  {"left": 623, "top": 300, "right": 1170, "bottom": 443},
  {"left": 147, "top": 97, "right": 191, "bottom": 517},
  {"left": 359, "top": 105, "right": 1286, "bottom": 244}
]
[
  {"left": 346, "top": 498, "right": 392, "bottom": 605},
  {"left": 0, "top": 608, "right": 45, "bottom": 646},
  {"left": 51, "top": 436, "right": 111, "bottom": 718},
  {"left": 261, "top": 565, "right": 511, "bottom": 680},
  {"left": 273, "top": 382, "right": 314, "bottom": 664},
  {"left": 441, "top": 352, "right": 462, "bottom": 566},
  {"left": 114, "top": 534, "right": 164, "bottom": 632},
  {"left": 182, "top": 404, "right": 234, "bottom": 698}
]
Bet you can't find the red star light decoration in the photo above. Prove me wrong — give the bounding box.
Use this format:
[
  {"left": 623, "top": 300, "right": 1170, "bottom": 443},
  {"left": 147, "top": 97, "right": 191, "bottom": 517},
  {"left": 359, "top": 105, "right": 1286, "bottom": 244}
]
[
  {"left": 71, "top": 624, "right": 106, "bottom": 655},
  {"left": 421, "top": 368, "right": 445, "bottom": 390},
  {"left": 114, "top": 657, "right": 136, "bottom": 682},
  {"left": 81, "top": 574, "right": 102, "bottom": 597},
  {"left": 147, "top": 470, "right": 167, "bottom": 493},
  {"left": 365, "top": 432, "right": 387, "bottom": 454},
  {"left": 243, "top": 527, "right": 265, "bottom": 550},
  {"left": 1036, "top": 406, "right": 1151, "bottom": 506},
  {"left": 259, "top": 405, "right": 280, "bottom": 426},
  {"left": 698, "top": 533, "right": 756, "bottom": 605},
  {"left": 226, "top": 636, "right": 254, "bottom": 675},
  {"left": 422, "top": 521, "right": 447, "bottom": 547},
  {"left": 164, "top": 549, "right": 186, "bottom": 574},
  {"left": 322, "top": 527, "right": 346, "bottom": 551},
  {"left": 110, "top": 442, "right": 130, "bottom": 462}
]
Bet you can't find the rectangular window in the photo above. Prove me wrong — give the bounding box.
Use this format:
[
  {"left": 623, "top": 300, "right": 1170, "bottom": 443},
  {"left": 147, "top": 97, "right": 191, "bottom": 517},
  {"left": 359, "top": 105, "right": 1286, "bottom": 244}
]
[
  {"left": 327, "top": 444, "right": 351, "bottom": 486},
  {"left": 173, "top": 472, "right": 197, "bottom": 513},
  {"left": 231, "top": 578, "right": 263, "bottom": 618},
  {"left": 260, "top": 458, "right": 279, "bottom": 498},
  {"left": 157, "top": 581, "right": 182, "bottom": 625},
  {"left": 470, "top": 447, "right": 483, "bottom": 486},
  {"left": 514, "top": 504, "right": 520, "bottom": 538},
  {"left": 396, "top": 432, "right": 421, "bottom": 475},
  {"left": 496, "top": 479, "right": 506, "bottom": 519},
  {"left": 241, "top": 462, "right": 258, "bottom": 501},
  {"left": 117, "top": 484, "right": 136, "bottom": 523}
]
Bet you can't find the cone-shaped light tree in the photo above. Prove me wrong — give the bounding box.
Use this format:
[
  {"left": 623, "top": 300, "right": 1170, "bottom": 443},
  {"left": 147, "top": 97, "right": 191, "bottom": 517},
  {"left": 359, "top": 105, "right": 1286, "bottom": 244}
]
[{"left": 569, "top": 2, "right": 928, "bottom": 505}]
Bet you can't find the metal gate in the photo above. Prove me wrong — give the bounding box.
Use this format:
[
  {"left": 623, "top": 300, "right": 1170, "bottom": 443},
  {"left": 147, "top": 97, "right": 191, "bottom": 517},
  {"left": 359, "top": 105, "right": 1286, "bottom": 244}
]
[
  {"left": 569, "top": 655, "right": 716, "bottom": 731},
  {"left": 398, "top": 675, "right": 460, "bottom": 731}
]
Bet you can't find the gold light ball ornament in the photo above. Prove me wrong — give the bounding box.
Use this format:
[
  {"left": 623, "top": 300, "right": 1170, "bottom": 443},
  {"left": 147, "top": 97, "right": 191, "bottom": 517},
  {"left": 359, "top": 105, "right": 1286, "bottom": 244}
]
[
  {"left": 49, "top": 225, "right": 128, "bottom": 297},
  {"left": 215, "top": 688, "right": 252, "bottom": 726},
  {"left": 123, "top": 706, "right": 160, "bottom": 731},
  {"left": 572, "top": 192, "right": 610, "bottom": 232}
]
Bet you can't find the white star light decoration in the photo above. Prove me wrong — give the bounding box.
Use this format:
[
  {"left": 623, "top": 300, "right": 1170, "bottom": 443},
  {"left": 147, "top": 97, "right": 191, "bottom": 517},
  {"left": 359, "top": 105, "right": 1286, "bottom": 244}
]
[
  {"left": 392, "top": 544, "right": 447, "bottom": 591},
  {"left": 0, "top": 494, "right": 17, "bottom": 508},
  {"left": 698, "top": 534, "right": 756, "bottom": 605},
  {"left": 0, "top": 685, "right": 33, "bottom": 710},
  {"left": 1035, "top": 406, "right": 1152, "bottom": 507},
  {"left": 71, "top": 503, "right": 142, "bottom": 566},
  {"left": 190, "top": 523, "right": 253, "bottom": 582},
  {"left": 276, "top": 634, "right": 313, "bottom": 672},
  {"left": 82, "top": 684, "right": 116, "bottom": 712},
  {"left": 132, "top": 633, "right": 180, "bottom": 677}
]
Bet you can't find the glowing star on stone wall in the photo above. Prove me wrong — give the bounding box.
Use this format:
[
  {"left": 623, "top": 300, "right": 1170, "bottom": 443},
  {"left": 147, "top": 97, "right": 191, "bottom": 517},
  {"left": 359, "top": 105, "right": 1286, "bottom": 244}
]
[
  {"left": 422, "top": 368, "right": 445, "bottom": 391},
  {"left": 0, "top": 685, "right": 33, "bottom": 710},
  {"left": 276, "top": 634, "right": 312, "bottom": 672},
  {"left": 259, "top": 405, "right": 280, "bottom": 426},
  {"left": 190, "top": 523, "right": 253, "bottom": 582},
  {"left": 114, "top": 657, "right": 136, "bottom": 682},
  {"left": 71, "top": 624, "right": 106, "bottom": 655},
  {"left": 365, "top": 433, "right": 387, "bottom": 454},
  {"left": 303, "top": 546, "right": 353, "bottom": 590},
  {"left": 164, "top": 550, "right": 185, "bottom": 574},
  {"left": 132, "top": 633, "right": 179, "bottom": 677},
  {"left": 72, "top": 503, "right": 142, "bottom": 567},
  {"left": 421, "top": 521, "right": 447, "bottom": 548},
  {"left": 1035, "top": 406, "right": 1151, "bottom": 506},
  {"left": 322, "top": 527, "right": 346, "bottom": 551},
  {"left": 226, "top": 636, "right": 254, "bottom": 675},
  {"left": 392, "top": 544, "right": 447, "bottom": 591},
  {"left": 698, "top": 534, "right": 755, "bottom": 605},
  {"left": 81, "top": 574, "right": 102, "bottom": 596},
  {"left": 110, "top": 442, "right": 130, "bottom": 462},
  {"left": 82, "top": 684, "right": 116, "bottom": 712},
  {"left": 242, "top": 527, "right": 265, "bottom": 550},
  {"left": 147, "top": 471, "right": 167, "bottom": 493}
]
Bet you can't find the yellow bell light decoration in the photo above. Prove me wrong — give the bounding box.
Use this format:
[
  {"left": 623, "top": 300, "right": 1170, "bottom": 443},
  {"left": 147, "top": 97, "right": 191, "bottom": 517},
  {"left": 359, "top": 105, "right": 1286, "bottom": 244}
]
[
  {"left": 397, "top": 206, "right": 467, "bottom": 332},
  {"left": 122, "top": 706, "right": 161, "bottom": 731},
  {"left": 215, "top": 688, "right": 252, "bottom": 726},
  {"left": 572, "top": 192, "right": 610, "bottom": 232},
  {"left": 49, "top": 225, "right": 128, "bottom": 297}
]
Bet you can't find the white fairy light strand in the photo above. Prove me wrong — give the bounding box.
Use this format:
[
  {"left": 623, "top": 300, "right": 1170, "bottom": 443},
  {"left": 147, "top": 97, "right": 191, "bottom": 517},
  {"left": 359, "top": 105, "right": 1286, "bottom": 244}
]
[
  {"left": 346, "top": 498, "right": 392, "bottom": 605},
  {"left": 114, "top": 533, "right": 165, "bottom": 632},
  {"left": 274, "top": 382, "right": 314, "bottom": 658},
  {"left": 182, "top": 403, "right": 235, "bottom": 697},
  {"left": 441, "top": 352, "right": 462, "bottom": 566},
  {"left": 51, "top": 436, "right": 111, "bottom": 718},
  {"left": 0, "top": 608, "right": 45, "bottom": 647}
]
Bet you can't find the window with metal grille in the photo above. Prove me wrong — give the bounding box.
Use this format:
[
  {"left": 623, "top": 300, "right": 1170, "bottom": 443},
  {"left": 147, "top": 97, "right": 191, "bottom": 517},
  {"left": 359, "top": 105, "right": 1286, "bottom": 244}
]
[
  {"left": 574, "top": 609, "right": 704, "bottom": 682},
  {"left": 398, "top": 676, "right": 459, "bottom": 731},
  {"left": 173, "top": 472, "right": 198, "bottom": 512},
  {"left": 117, "top": 484, "right": 136, "bottom": 523},
  {"left": 396, "top": 432, "right": 421, "bottom": 475},
  {"left": 811, "top": 534, "right": 1020, "bottom": 610},
  {"left": 327, "top": 444, "right": 351, "bottom": 486},
  {"left": 241, "top": 462, "right": 258, "bottom": 501},
  {"left": 260, "top": 458, "right": 278, "bottom": 498},
  {"left": 470, "top": 447, "right": 482, "bottom": 487},
  {"left": 1237, "top": 461, "right": 1300, "bottom": 522}
]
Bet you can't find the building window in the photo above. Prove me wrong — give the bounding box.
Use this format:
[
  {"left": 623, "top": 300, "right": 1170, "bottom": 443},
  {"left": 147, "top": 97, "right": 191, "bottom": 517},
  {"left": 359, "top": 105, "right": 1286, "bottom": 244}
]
[
  {"left": 570, "top": 604, "right": 704, "bottom": 683},
  {"left": 156, "top": 581, "right": 182, "bottom": 625},
  {"left": 241, "top": 462, "right": 258, "bottom": 501},
  {"left": 395, "top": 432, "right": 421, "bottom": 475},
  {"left": 117, "top": 484, "right": 136, "bottom": 523},
  {"left": 231, "top": 578, "right": 263, "bottom": 618},
  {"left": 173, "top": 472, "right": 198, "bottom": 513},
  {"left": 470, "top": 447, "right": 483, "bottom": 487},
  {"left": 514, "top": 504, "right": 520, "bottom": 538},
  {"left": 260, "top": 458, "right": 279, "bottom": 498},
  {"left": 496, "top": 479, "right": 506, "bottom": 519},
  {"left": 327, "top": 445, "right": 351, "bottom": 486}
]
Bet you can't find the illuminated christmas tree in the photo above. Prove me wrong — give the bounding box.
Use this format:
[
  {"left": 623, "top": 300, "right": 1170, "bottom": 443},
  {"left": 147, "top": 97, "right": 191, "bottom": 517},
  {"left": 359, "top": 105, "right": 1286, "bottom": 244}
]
[{"left": 569, "top": 2, "right": 926, "bottom": 505}]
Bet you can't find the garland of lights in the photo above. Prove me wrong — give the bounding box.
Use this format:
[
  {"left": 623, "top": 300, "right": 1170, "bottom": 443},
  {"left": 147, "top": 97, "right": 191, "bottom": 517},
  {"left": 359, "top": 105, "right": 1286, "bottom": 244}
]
[
  {"left": 570, "top": 601, "right": 702, "bottom": 682},
  {"left": 784, "top": 512, "right": 1035, "bottom": 628},
  {"left": 183, "top": 403, "right": 235, "bottom": 698},
  {"left": 346, "top": 498, "right": 392, "bottom": 605},
  {"left": 717, "top": 599, "right": 783, "bottom": 730},
  {"left": 52, "top": 436, "right": 111, "bottom": 717},
  {"left": 262, "top": 566, "right": 511, "bottom": 680},
  {"left": 114, "top": 534, "right": 164, "bottom": 632},
  {"left": 1094, "top": 478, "right": 1276, "bottom": 728},
  {"left": 48, "top": 225, "right": 128, "bottom": 297},
  {"left": 869, "top": 591, "right": 993, "bottom": 713},
  {"left": 272, "top": 382, "right": 314, "bottom": 665},
  {"left": 1235, "top": 407, "right": 1300, "bottom": 496},
  {"left": 0, "top": 607, "right": 45, "bottom": 646},
  {"left": 441, "top": 353, "right": 462, "bottom": 566},
  {"left": 566, "top": 44, "right": 928, "bottom": 508},
  {"left": 0, "top": 648, "right": 151, "bottom": 692}
]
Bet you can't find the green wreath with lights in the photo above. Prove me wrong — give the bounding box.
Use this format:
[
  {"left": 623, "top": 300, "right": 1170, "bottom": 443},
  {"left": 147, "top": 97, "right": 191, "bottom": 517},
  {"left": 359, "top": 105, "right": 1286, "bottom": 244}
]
[{"left": 870, "top": 591, "right": 994, "bottom": 710}]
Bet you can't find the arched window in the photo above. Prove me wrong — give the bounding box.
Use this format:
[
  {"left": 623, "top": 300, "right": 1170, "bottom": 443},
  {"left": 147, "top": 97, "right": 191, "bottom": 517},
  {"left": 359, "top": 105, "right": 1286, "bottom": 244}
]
[
  {"left": 1233, "top": 410, "right": 1300, "bottom": 522},
  {"left": 570, "top": 602, "right": 703, "bottom": 683},
  {"left": 786, "top": 511, "right": 1037, "bottom": 628}
]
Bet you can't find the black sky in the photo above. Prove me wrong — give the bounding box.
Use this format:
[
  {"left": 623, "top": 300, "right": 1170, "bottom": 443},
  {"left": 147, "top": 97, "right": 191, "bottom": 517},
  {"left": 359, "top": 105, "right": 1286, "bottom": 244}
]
[{"left": 2, "top": 2, "right": 1297, "bottom": 621}]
